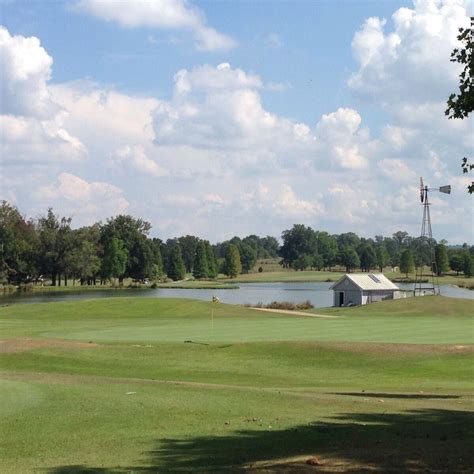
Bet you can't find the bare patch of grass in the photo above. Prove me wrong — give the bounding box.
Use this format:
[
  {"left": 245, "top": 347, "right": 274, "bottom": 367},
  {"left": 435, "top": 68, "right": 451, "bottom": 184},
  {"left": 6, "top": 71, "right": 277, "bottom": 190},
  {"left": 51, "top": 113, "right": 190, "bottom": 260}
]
[{"left": 0, "top": 338, "right": 99, "bottom": 353}]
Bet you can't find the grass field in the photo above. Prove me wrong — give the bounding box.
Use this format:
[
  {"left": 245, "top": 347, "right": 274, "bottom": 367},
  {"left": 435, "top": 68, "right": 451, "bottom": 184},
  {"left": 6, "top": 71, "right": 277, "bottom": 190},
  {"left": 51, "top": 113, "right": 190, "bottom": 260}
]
[{"left": 1, "top": 296, "right": 473, "bottom": 472}]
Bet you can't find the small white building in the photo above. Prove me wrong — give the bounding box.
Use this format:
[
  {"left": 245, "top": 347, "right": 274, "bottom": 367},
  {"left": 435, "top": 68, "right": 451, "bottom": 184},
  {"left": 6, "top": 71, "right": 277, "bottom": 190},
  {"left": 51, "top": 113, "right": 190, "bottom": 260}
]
[{"left": 330, "top": 273, "right": 402, "bottom": 307}]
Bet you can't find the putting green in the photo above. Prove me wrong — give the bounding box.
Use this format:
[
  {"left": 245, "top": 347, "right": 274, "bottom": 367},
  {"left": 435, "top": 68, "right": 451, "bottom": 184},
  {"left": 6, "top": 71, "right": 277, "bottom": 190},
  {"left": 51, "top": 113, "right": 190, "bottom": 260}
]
[
  {"left": 40, "top": 313, "right": 474, "bottom": 344},
  {"left": 1, "top": 296, "right": 473, "bottom": 344}
]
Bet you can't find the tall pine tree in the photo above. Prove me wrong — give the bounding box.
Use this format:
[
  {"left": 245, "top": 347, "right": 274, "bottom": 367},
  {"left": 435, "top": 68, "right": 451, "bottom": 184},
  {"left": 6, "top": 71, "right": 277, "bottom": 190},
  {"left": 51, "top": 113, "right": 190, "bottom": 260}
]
[
  {"left": 167, "top": 245, "right": 185, "bottom": 281},
  {"left": 224, "top": 244, "right": 242, "bottom": 278},
  {"left": 193, "top": 241, "right": 209, "bottom": 279},
  {"left": 204, "top": 241, "right": 218, "bottom": 278},
  {"left": 400, "top": 249, "right": 415, "bottom": 278}
]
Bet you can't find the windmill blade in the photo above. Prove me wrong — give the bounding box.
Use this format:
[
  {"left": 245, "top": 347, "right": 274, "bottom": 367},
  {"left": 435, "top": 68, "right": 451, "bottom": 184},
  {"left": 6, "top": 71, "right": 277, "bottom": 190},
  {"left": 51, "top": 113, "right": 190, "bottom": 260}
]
[{"left": 420, "top": 177, "right": 424, "bottom": 203}]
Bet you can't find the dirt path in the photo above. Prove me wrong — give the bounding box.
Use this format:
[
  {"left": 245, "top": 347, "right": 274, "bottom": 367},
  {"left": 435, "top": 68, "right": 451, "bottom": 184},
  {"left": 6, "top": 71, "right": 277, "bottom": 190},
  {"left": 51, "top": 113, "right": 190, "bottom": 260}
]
[{"left": 249, "top": 307, "right": 339, "bottom": 318}]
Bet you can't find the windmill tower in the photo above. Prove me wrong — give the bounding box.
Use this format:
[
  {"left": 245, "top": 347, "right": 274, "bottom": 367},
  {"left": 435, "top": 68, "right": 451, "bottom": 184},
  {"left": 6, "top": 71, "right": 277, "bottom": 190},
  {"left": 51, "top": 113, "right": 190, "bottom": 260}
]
[{"left": 414, "top": 177, "right": 451, "bottom": 296}]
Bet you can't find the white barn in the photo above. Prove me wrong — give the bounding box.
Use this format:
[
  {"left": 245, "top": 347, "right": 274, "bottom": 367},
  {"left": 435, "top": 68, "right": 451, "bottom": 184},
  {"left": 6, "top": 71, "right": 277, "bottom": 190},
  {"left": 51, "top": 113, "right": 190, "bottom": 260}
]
[{"left": 330, "top": 273, "right": 402, "bottom": 307}]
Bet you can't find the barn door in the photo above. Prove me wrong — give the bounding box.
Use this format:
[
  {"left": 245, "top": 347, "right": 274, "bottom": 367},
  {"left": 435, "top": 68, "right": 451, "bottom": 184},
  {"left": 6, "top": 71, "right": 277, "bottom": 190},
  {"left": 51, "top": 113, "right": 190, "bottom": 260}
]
[{"left": 338, "top": 292, "right": 344, "bottom": 307}]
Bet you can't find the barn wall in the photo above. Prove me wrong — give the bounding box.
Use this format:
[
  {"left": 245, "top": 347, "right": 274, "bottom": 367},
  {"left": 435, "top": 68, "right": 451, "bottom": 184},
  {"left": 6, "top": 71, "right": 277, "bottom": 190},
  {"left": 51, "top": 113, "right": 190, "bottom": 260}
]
[
  {"left": 365, "top": 291, "right": 396, "bottom": 303},
  {"left": 343, "top": 290, "right": 362, "bottom": 306}
]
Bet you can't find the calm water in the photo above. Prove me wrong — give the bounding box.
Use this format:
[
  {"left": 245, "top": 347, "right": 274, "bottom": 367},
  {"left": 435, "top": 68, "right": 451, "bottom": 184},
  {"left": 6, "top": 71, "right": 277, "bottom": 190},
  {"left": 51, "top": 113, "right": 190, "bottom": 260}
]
[{"left": 0, "top": 282, "right": 472, "bottom": 308}]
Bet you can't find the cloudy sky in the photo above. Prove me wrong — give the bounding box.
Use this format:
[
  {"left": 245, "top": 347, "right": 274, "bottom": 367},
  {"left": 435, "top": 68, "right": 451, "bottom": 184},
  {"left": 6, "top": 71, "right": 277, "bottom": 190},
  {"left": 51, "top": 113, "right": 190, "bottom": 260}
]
[{"left": 0, "top": 0, "right": 472, "bottom": 243}]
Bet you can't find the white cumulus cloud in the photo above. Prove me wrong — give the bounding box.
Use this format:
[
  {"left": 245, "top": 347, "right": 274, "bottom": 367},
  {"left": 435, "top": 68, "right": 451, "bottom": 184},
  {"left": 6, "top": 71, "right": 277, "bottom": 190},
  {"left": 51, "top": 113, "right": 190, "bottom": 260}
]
[
  {"left": 36, "top": 172, "right": 129, "bottom": 224},
  {"left": 0, "top": 26, "right": 87, "bottom": 166},
  {"left": 315, "top": 108, "right": 372, "bottom": 169},
  {"left": 0, "top": 26, "right": 58, "bottom": 118},
  {"left": 73, "top": 0, "right": 236, "bottom": 51},
  {"left": 349, "top": 0, "right": 471, "bottom": 104},
  {"left": 153, "top": 62, "right": 313, "bottom": 160},
  {"left": 108, "top": 145, "right": 168, "bottom": 177}
]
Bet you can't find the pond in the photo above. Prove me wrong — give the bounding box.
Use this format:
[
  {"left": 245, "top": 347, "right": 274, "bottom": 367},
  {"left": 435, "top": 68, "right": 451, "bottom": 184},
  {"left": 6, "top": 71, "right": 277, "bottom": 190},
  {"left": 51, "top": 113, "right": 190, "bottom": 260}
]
[{"left": 0, "top": 282, "right": 472, "bottom": 308}]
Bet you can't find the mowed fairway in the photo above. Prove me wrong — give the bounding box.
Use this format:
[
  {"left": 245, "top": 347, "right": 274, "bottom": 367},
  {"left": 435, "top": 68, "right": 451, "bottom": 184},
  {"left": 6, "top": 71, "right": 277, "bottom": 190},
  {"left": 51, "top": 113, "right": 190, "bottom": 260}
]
[{"left": 0, "top": 296, "right": 473, "bottom": 473}]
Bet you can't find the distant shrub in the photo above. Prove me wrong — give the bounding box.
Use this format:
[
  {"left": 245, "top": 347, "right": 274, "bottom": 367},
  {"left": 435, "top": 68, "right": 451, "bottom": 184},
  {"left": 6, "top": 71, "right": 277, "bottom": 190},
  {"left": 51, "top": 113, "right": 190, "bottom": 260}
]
[
  {"left": 258, "top": 266, "right": 263, "bottom": 273},
  {"left": 18, "top": 283, "right": 33, "bottom": 293},
  {"left": 245, "top": 300, "right": 313, "bottom": 310},
  {"left": 457, "top": 281, "right": 474, "bottom": 290}
]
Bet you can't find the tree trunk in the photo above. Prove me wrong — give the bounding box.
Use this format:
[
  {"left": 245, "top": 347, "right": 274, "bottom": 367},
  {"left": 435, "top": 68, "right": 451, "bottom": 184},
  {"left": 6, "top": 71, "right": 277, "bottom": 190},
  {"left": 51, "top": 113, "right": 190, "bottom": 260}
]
[
  {"left": 65, "top": 274, "right": 68, "bottom": 286},
  {"left": 52, "top": 273, "right": 57, "bottom": 286}
]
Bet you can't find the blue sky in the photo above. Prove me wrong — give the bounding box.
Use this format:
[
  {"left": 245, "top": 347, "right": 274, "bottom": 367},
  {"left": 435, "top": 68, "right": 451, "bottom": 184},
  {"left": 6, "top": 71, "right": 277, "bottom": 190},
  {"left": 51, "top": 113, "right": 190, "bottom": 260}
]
[
  {"left": 2, "top": 0, "right": 409, "bottom": 126},
  {"left": 0, "top": 0, "right": 472, "bottom": 243}
]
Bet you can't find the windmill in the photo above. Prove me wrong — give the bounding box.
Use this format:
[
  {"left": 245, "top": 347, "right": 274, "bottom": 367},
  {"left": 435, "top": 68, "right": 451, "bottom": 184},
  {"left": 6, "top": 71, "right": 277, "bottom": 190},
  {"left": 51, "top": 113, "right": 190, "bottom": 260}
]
[{"left": 414, "top": 177, "right": 451, "bottom": 296}]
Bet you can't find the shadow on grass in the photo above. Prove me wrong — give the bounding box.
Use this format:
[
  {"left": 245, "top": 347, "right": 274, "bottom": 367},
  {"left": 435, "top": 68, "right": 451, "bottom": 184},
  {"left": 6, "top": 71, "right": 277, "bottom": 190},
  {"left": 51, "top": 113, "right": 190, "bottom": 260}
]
[
  {"left": 47, "top": 467, "right": 112, "bottom": 474},
  {"left": 47, "top": 409, "right": 473, "bottom": 473},
  {"left": 330, "top": 392, "right": 461, "bottom": 400}
]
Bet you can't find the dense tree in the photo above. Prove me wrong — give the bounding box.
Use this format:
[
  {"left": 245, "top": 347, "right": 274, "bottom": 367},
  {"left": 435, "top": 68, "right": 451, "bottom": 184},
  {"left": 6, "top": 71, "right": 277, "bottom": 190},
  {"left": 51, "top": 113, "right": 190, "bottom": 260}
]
[
  {"left": 435, "top": 244, "right": 450, "bottom": 276},
  {"left": 239, "top": 242, "right": 257, "bottom": 273},
  {"left": 316, "top": 231, "right": 338, "bottom": 269},
  {"left": 223, "top": 244, "right": 241, "bottom": 278},
  {"left": 193, "top": 241, "right": 209, "bottom": 279},
  {"left": 37, "top": 209, "right": 73, "bottom": 286},
  {"left": 359, "top": 244, "right": 376, "bottom": 272},
  {"left": 280, "top": 225, "right": 318, "bottom": 269},
  {"left": 446, "top": 24, "right": 473, "bottom": 193},
  {"left": 167, "top": 245, "right": 186, "bottom": 281},
  {"left": 178, "top": 235, "right": 199, "bottom": 273},
  {"left": 312, "top": 253, "right": 324, "bottom": 271},
  {"left": 337, "top": 232, "right": 360, "bottom": 252},
  {"left": 293, "top": 254, "right": 312, "bottom": 271},
  {"left": 0, "top": 201, "right": 38, "bottom": 283},
  {"left": 392, "top": 231, "right": 409, "bottom": 247},
  {"left": 101, "top": 237, "right": 128, "bottom": 283},
  {"left": 101, "top": 215, "right": 152, "bottom": 280},
  {"left": 410, "top": 237, "right": 433, "bottom": 267},
  {"left": 162, "top": 238, "right": 178, "bottom": 276},
  {"left": 149, "top": 238, "right": 164, "bottom": 281},
  {"left": 66, "top": 226, "right": 101, "bottom": 285},
  {"left": 204, "top": 241, "right": 218, "bottom": 279},
  {"left": 462, "top": 251, "right": 473, "bottom": 277},
  {"left": 260, "top": 236, "right": 279, "bottom": 258},
  {"left": 375, "top": 245, "right": 390, "bottom": 272},
  {"left": 383, "top": 238, "right": 401, "bottom": 267},
  {"left": 449, "top": 252, "right": 464, "bottom": 275},
  {"left": 128, "top": 236, "right": 155, "bottom": 280},
  {"left": 67, "top": 241, "right": 101, "bottom": 285},
  {"left": 339, "top": 246, "right": 360, "bottom": 273},
  {"left": 400, "top": 249, "right": 415, "bottom": 278}
]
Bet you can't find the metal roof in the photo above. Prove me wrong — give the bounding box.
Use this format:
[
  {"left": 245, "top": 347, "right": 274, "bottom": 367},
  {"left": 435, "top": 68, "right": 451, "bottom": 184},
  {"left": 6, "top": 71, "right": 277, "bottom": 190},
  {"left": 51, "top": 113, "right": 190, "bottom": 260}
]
[{"left": 330, "top": 273, "right": 400, "bottom": 291}]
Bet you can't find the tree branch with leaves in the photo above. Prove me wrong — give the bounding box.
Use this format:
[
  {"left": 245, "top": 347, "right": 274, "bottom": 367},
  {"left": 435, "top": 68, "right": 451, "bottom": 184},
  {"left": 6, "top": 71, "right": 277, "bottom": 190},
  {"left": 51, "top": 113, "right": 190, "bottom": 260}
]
[{"left": 446, "top": 19, "right": 474, "bottom": 193}]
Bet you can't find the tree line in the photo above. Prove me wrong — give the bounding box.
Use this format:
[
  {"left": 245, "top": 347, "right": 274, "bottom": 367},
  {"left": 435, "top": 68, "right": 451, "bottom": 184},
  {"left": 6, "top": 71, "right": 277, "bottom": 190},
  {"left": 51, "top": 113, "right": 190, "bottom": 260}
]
[
  {"left": 0, "top": 202, "right": 278, "bottom": 285},
  {"left": 279, "top": 224, "right": 473, "bottom": 277},
  {"left": 0, "top": 202, "right": 472, "bottom": 286}
]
